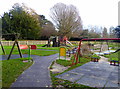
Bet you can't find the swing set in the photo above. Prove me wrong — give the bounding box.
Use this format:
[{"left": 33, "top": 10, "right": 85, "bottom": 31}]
[
  {"left": 72, "top": 38, "right": 120, "bottom": 65},
  {"left": 1, "top": 33, "right": 37, "bottom": 60}
]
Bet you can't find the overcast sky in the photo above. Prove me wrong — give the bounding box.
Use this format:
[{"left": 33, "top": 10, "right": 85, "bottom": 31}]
[{"left": 0, "top": 0, "right": 119, "bottom": 28}]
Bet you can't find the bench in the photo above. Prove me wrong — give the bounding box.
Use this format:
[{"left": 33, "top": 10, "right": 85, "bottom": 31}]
[
  {"left": 110, "top": 60, "right": 119, "bottom": 66},
  {"left": 91, "top": 57, "right": 99, "bottom": 62}
]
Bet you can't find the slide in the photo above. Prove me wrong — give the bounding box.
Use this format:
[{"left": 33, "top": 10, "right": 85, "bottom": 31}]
[{"left": 66, "top": 40, "right": 73, "bottom": 46}]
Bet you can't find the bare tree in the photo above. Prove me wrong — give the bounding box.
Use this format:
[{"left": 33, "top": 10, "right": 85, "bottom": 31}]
[
  {"left": 102, "top": 27, "right": 108, "bottom": 38},
  {"left": 50, "top": 3, "right": 82, "bottom": 38}
]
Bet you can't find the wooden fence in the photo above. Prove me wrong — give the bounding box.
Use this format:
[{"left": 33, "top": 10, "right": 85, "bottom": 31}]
[
  {"left": 1, "top": 41, "right": 48, "bottom": 46},
  {"left": 1, "top": 40, "right": 80, "bottom": 46}
]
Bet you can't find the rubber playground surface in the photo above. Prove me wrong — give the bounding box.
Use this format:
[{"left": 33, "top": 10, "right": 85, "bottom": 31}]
[{"left": 56, "top": 61, "right": 120, "bottom": 88}]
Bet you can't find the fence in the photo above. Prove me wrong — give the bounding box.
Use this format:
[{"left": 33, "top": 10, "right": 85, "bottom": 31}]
[
  {"left": 1, "top": 41, "right": 80, "bottom": 46},
  {"left": 1, "top": 40, "right": 48, "bottom": 46}
]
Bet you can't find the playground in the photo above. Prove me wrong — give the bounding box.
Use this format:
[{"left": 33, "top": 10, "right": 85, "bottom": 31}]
[
  {"left": 1, "top": 37, "right": 120, "bottom": 88},
  {"left": 49, "top": 38, "right": 120, "bottom": 88}
]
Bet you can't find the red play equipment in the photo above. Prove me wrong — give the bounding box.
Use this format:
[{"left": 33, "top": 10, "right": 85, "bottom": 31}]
[
  {"left": 7, "top": 42, "right": 37, "bottom": 60},
  {"left": 72, "top": 38, "right": 120, "bottom": 65},
  {"left": 19, "top": 45, "right": 37, "bottom": 50},
  {"left": 19, "top": 45, "right": 28, "bottom": 49},
  {"left": 30, "top": 45, "right": 37, "bottom": 49}
]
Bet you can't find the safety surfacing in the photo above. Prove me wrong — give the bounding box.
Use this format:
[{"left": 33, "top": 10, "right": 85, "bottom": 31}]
[{"left": 56, "top": 62, "right": 119, "bottom": 88}]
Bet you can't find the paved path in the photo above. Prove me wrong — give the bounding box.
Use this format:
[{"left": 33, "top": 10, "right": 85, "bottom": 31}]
[
  {"left": 2, "top": 54, "right": 58, "bottom": 87},
  {"left": 50, "top": 62, "right": 70, "bottom": 73},
  {"left": 56, "top": 57, "right": 120, "bottom": 88}
]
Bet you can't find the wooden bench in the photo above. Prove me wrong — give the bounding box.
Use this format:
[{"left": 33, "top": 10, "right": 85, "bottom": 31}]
[
  {"left": 110, "top": 60, "right": 119, "bottom": 66},
  {"left": 91, "top": 57, "right": 99, "bottom": 62}
]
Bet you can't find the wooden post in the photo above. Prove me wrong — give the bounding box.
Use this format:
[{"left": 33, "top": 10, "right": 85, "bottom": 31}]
[
  {"left": 0, "top": 41, "right": 6, "bottom": 55},
  {"left": 28, "top": 46, "right": 31, "bottom": 61},
  {"left": 7, "top": 41, "right": 16, "bottom": 60},
  {"left": 16, "top": 40, "right": 23, "bottom": 58},
  {"left": 7, "top": 40, "right": 23, "bottom": 60}
]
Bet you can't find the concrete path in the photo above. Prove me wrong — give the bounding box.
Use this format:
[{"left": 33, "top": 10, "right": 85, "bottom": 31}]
[
  {"left": 50, "top": 62, "right": 70, "bottom": 73},
  {"left": 56, "top": 58, "right": 120, "bottom": 88},
  {"left": 2, "top": 54, "right": 58, "bottom": 87}
]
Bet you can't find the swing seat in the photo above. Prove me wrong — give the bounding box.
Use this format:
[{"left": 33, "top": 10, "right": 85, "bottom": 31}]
[
  {"left": 30, "top": 45, "right": 37, "bottom": 49},
  {"left": 19, "top": 45, "right": 28, "bottom": 49}
]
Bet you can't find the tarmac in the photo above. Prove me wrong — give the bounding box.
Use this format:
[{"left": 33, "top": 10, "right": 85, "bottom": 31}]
[{"left": 2, "top": 54, "right": 58, "bottom": 88}]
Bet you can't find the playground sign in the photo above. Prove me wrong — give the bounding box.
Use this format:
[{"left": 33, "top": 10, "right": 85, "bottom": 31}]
[{"left": 59, "top": 47, "right": 66, "bottom": 59}]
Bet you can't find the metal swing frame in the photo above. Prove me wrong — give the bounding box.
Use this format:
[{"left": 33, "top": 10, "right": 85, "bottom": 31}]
[{"left": 72, "top": 38, "right": 120, "bottom": 65}]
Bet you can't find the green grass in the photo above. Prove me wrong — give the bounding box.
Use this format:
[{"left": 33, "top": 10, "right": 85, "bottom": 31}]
[
  {"left": 104, "top": 51, "right": 120, "bottom": 61},
  {"left": 2, "top": 46, "right": 58, "bottom": 56},
  {"left": 36, "top": 44, "right": 46, "bottom": 47},
  {"left": 37, "top": 47, "right": 59, "bottom": 50},
  {"left": 1, "top": 45, "right": 58, "bottom": 88},
  {"left": 27, "top": 49, "right": 58, "bottom": 56},
  {"left": 1, "top": 58, "right": 33, "bottom": 88},
  {"left": 50, "top": 56, "right": 96, "bottom": 88},
  {"left": 91, "top": 54, "right": 101, "bottom": 59},
  {"left": 56, "top": 59, "right": 72, "bottom": 67}
]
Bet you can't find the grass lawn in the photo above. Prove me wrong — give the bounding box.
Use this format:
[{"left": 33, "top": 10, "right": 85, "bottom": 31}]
[
  {"left": 50, "top": 56, "right": 97, "bottom": 88},
  {"left": 1, "top": 45, "right": 59, "bottom": 88},
  {"left": 104, "top": 51, "right": 120, "bottom": 61},
  {"left": 2, "top": 46, "right": 58, "bottom": 56},
  {"left": 1, "top": 58, "right": 33, "bottom": 88},
  {"left": 36, "top": 44, "right": 46, "bottom": 47},
  {"left": 37, "top": 47, "right": 59, "bottom": 51}
]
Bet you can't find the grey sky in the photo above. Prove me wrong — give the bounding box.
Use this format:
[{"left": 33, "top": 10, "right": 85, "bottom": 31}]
[{"left": 0, "top": 0, "right": 119, "bottom": 28}]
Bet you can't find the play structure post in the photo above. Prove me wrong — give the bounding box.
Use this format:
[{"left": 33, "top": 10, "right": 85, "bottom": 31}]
[
  {"left": 16, "top": 40, "right": 23, "bottom": 58},
  {"left": 28, "top": 45, "right": 31, "bottom": 61},
  {"left": 71, "top": 39, "right": 82, "bottom": 65},
  {"left": 75, "top": 39, "right": 82, "bottom": 64}
]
